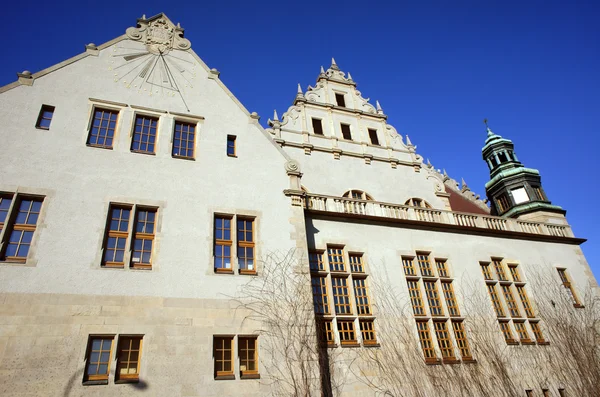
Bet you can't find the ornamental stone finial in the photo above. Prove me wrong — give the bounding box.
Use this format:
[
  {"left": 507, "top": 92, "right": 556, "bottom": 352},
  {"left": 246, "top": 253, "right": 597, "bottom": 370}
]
[
  {"left": 347, "top": 71, "right": 353, "bottom": 81},
  {"left": 331, "top": 57, "right": 339, "bottom": 70},
  {"left": 406, "top": 135, "right": 413, "bottom": 146},
  {"left": 273, "top": 109, "right": 279, "bottom": 121},
  {"left": 376, "top": 100, "right": 384, "bottom": 115},
  {"left": 320, "top": 66, "right": 325, "bottom": 74}
]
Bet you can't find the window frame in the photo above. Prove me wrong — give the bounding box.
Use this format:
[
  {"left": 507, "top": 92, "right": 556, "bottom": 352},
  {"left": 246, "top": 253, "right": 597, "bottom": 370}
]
[
  {"left": 237, "top": 217, "right": 256, "bottom": 275},
  {"left": 214, "top": 336, "right": 235, "bottom": 380},
  {"left": 172, "top": 119, "right": 197, "bottom": 159},
  {"left": 557, "top": 268, "right": 583, "bottom": 308},
  {"left": 337, "top": 319, "right": 357, "bottom": 346},
  {"left": 115, "top": 335, "right": 143, "bottom": 383},
  {"left": 87, "top": 106, "right": 120, "bottom": 150},
  {"left": 83, "top": 335, "right": 115, "bottom": 384},
  {"left": 227, "top": 135, "right": 237, "bottom": 157},
  {"left": 367, "top": 128, "right": 380, "bottom": 146},
  {"left": 130, "top": 113, "right": 159, "bottom": 155},
  {"left": 238, "top": 336, "right": 260, "bottom": 379},
  {"left": 214, "top": 215, "right": 233, "bottom": 273},
  {"left": 0, "top": 194, "right": 44, "bottom": 264},
  {"left": 311, "top": 118, "right": 324, "bottom": 135},
  {"left": 130, "top": 207, "right": 157, "bottom": 269},
  {"left": 334, "top": 93, "right": 346, "bottom": 107},
  {"left": 340, "top": 123, "right": 352, "bottom": 141},
  {"left": 35, "top": 104, "right": 55, "bottom": 130}
]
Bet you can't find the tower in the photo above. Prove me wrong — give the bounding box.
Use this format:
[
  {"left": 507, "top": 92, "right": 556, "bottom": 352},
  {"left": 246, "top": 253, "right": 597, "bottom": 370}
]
[{"left": 482, "top": 123, "right": 565, "bottom": 222}]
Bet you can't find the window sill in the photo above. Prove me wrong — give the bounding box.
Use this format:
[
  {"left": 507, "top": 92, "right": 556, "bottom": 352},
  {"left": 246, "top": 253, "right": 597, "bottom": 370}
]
[
  {"left": 340, "top": 342, "right": 360, "bottom": 348},
  {"left": 506, "top": 340, "right": 519, "bottom": 345},
  {"left": 537, "top": 340, "right": 550, "bottom": 346},
  {"left": 363, "top": 342, "right": 380, "bottom": 348},
  {"left": 240, "top": 373, "right": 260, "bottom": 380},
  {"left": 442, "top": 358, "right": 460, "bottom": 364},
  {"left": 214, "top": 374, "right": 235, "bottom": 381},
  {"left": 461, "top": 358, "right": 477, "bottom": 364},
  {"left": 227, "top": 154, "right": 238, "bottom": 158},
  {"left": 573, "top": 304, "right": 585, "bottom": 309},
  {"left": 131, "top": 150, "right": 156, "bottom": 156},
  {"left": 239, "top": 269, "right": 257, "bottom": 276},
  {"left": 102, "top": 263, "right": 125, "bottom": 269},
  {"left": 172, "top": 155, "right": 196, "bottom": 161},
  {"left": 82, "top": 379, "right": 109, "bottom": 386},
  {"left": 115, "top": 377, "right": 139, "bottom": 384},
  {"left": 521, "top": 340, "right": 536, "bottom": 346},
  {"left": 1, "top": 257, "right": 27, "bottom": 264},
  {"left": 35, "top": 126, "right": 50, "bottom": 130},
  {"left": 86, "top": 144, "right": 113, "bottom": 150},
  {"left": 425, "top": 358, "right": 442, "bottom": 365},
  {"left": 131, "top": 264, "right": 152, "bottom": 270},
  {"left": 215, "top": 268, "right": 234, "bottom": 274}
]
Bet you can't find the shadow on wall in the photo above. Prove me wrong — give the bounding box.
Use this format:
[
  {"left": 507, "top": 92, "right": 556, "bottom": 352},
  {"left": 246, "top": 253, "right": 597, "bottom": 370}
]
[{"left": 63, "top": 367, "right": 150, "bottom": 396}]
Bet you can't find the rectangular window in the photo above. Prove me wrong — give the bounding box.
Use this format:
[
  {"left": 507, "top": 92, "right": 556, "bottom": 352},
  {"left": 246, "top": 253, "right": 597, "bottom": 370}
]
[
  {"left": 434, "top": 321, "right": 455, "bottom": 359},
  {"left": 335, "top": 93, "right": 346, "bottom": 107},
  {"left": 508, "top": 264, "right": 521, "bottom": 282},
  {"left": 514, "top": 321, "right": 531, "bottom": 342},
  {"left": 424, "top": 281, "right": 444, "bottom": 316},
  {"left": 312, "top": 118, "right": 324, "bottom": 135},
  {"left": 353, "top": 278, "right": 371, "bottom": 315},
  {"left": 172, "top": 121, "right": 196, "bottom": 159},
  {"left": 337, "top": 320, "right": 356, "bottom": 345},
  {"left": 214, "top": 336, "right": 234, "bottom": 379},
  {"left": 227, "top": 135, "right": 236, "bottom": 157},
  {"left": 214, "top": 216, "right": 232, "bottom": 272},
  {"left": 557, "top": 268, "right": 582, "bottom": 307},
  {"left": 502, "top": 285, "right": 522, "bottom": 318},
  {"left": 497, "top": 195, "right": 510, "bottom": 212},
  {"left": 88, "top": 108, "right": 118, "bottom": 149},
  {"left": 493, "top": 259, "right": 507, "bottom": 281},
  {"left": 309, "top": 250, "right": 325, "bottom": 272},
  {"left": 116, "top": 336, "right": 143, "bottom": 381},
  {"left": 452, "top": 321, "right": 472, "bottom": 359},
  {"left": 530, "top": 322, "right": 546, "bottom": 343},
  {"left": 131, "top": 208, "right": 156, "bottom": 269},
  {"left": 499, "top": 321, "right": 515, "bottom": 343},
  {"left": 84, "top": 336, "right": 114, "bottom": 382},
  {"left": 481, "top": 262, "right": 494, "bottom": 280},
  {"left": 237, "top": 218, "right": 255, "bottom": 273},
  {"left": 402, "top": 257, "right": 416, "bottom": 276},
  {"left": 360, "top": 320, "right": 378, "bottom": 345},
  {"left": 368, "top": 128, "right": 380, "bottom": 145},
  {"left": 534, "top": 186, "right": 545, "bottom": 201},
  {"left": 349, "top": 253, "right": 364, "bottom": 273},
  {"left": 318, "top": 320, "right": 335, "bottom": 346},
  {"left": 558, "top": 389, "right": 566, "bottom": 397},
  {"left": 238, "top": 337, "right": 258, "bottom": 378},
  {"left": 442, "top": 281, "right": 460, "bottom": 317},
  {"left": 1, "top": 197, "right": 43, "bottom": 263},
  {"left": 131, "top": 115, "right": 158, "bottom": 154},
  {"left": 435, "top": 259, "right": 449, "bottom": 278},
  {"left": 487, "top": 284, "right": 506, "bottom": 317},
  {"left": 311, "top": 276, "right": 330, "bottom": 315},
  {"left": 516, "top": 286, "right": 535, "bottom": 318},
  {"left": 36, "top": 105, "right": 55, "bottom": 129},
  {"left": 332, "top": 277, "right": 352, "bottom": 315},
  {"left": 416, "top": 320, "right": 437, "bottom": 361},
  {"left": 102, "top": 205, "right": 131, "bottom": 268},
  {"left": 417, "top": 253, "right": 433, "bottom": 277},
  {"left": 340, "top": 123, "right": 352, "bottom": 140},
  {"left": 407, "top": 280, "right": 426, "bottom": 316},
  {"left": 327, "top": 246, "right": 346, "bottom": 272}
]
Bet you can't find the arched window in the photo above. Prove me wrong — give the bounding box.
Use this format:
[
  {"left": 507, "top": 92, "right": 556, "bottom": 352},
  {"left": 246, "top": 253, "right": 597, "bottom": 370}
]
[
  {"left": 343, "top": 190, "right": 374, "bottom": 201},
  {"left": 405, "top": 198, "right": 432, "bottom": 208}
]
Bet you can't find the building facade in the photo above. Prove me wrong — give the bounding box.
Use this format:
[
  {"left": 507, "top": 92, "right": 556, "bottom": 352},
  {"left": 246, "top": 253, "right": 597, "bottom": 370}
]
[{"left": 0, "top": 13, "right": 597, "bottom": 397}]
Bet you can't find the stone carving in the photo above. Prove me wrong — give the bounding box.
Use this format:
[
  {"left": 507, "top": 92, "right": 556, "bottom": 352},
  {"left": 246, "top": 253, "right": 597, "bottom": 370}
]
[
  {"left": 285, "top": 160, "right": 301, "bottom": 173},
  {"left": 126, "top": 14, "right": 191, "bottom": 55},
  {"left": 279, "top": 105, "right": 302, "bottom": 127}
]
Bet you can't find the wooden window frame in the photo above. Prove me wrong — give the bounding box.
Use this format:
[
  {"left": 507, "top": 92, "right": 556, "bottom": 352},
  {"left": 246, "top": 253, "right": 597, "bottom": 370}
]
[
  {"left": 87, "top": 107, "right": 119, "bottom": 149},
  {"left": 101, "top": 205, "right": 132, "bottom": 268},
  {"left": 327, "top": 246, "right": 346, "bottom": 272},
  {"left": 442, "top": 281, "right": 460, "bottom": 317},
  {"left": 353, "top": 277, "right": 372, "bottom": 316},
  {"left": 501, "top": 285, "right": 522, "bottom": 318},
  {"left": 83, "top": 335, "right": 115, "bottom": 383},
  {"left": 508, "top": 264, "right": 522, "bottom": 282},
  {"left": 557, "top": 268, "right": 583, "bottom": 308},
  {"left": 238, "top": 336, "right": 259, "bottom": 379},
  {"left": 402, "top": 256, "right": 417, "bottom": 276},
  {"left": 332, "top": 276, "right": 352, "bottom": 315},
  {"left": 349, "top": 253, "right": 364, "bottom": 273},
  {"left": 214, "top": 336, "right": 235, "bottom": 380},
  {"left": 360, "top": 319, "right": 378, "bottom": 345},
  {"left": 367, "top": 128, "right": 380, "bottom": 146},
  {"left": 433, "top": 320, "right": 456, "bottom": 361},
  {"left": 130, "top": 114, "right": 159, "bottom": 155},
  {"left": 227, "top": 135, "right": 237, "bottom": 157},
  {"left": 172, "top": 120, "right": 196, "bottom": 159},
  {"left": 130, "top": 207, "right": 156, "bottom": 269},
  {"left": 337, "top": 319, "right": 358, "bottom": 346},
  {"left": 417, "top": 253, "right": 434, "bottom": 277},
  {"left": 0, "top": 196, "right": 43, "bottom": 263},
  {"left": 516, "top": 285, "right": 535, "bottom": 318},
  {"left": 451, "top": 320, "right": 473, "bottom": 360},
  {"left": 311, "top": 118, "right": 324, "bottom": 135},
  {"left": 480, "top": 262, "right": 494, "bottom": 280},
  {"left": 530, "top": 321, "right": 547, "bottom": 344},
  {"left": 424, "top": 280, "right": 444, "bottom": 317},
  {"left": 487, "top": 283, "right": 506, "bottom": 317},
  {"left": 115, "top": 335, "right": 143, "bottom": 382},
  {"left": 309, "top": 250, "right": 325, "bottom": 272},
  {"left": 214, "top": 215, "right": 233, "bottom": 273},
  {"left": 497, "top": 195, "right": 510, "bottom": 212},
  {"left": 318, "top": 319, "right": 336, "bottom": 347},
  {"left": 499, "top": 320, "right": 517, "bottom": 344},
  {"left": 513, "top": 321, "right": 532, "bottom": 344},
  {"left": 35, "top": 104, "right": 55, "bottom": 130},
  {"left": 493, "top": 259, "right": 508, "bottom": 281},
  {"left": 435, "top": 259, "right": 449, "bottom": 278},
  {"left": 0, "top": 194, "right": 12, "bottom": 235},
  {"left": 407, "top": 280, "right": 426, "bottom": 316},
  {"left": 311, "top": 276, "right": 330, "bottom": 315},
  {"left": 340, "top": 123, "right": 352, "bottom": 141},
  {"left": 416, "top": 320, "right": 438, "bottom": 363},
  {"left": 237, "top": 217, "right": 256, "bottom": 274}
]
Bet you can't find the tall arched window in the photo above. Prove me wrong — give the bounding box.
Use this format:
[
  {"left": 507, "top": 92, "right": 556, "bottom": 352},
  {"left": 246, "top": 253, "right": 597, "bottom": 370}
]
[
  {"left": 405, "top": 198, "right": 432, "bottom": 208},
  {"left": 343, "top": 190, "right": 374, "bottom": 201}
]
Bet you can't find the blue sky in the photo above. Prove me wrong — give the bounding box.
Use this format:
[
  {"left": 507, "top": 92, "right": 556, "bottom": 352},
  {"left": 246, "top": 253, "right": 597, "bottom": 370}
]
[{"left": 1, "top": 1, "right": 598, "bottom": 278}]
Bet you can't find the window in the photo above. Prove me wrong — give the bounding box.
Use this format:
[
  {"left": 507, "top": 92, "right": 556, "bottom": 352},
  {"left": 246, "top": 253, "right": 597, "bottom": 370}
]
[
  {"left": 309, "top": 250, "right": 325, "bottom": 272},
  {"left": 84, "top": 336, "right": 114, "bottom": 382},
  {"left": 337, "top": 320, "right": 357, "bottom": 345},
  {"left": 403, "top": 257, "right": 417, "bottom": 276},
  {"left": 327, "top": 246, "right": 346, "bottom": 272},
  {"left": 0, "top": 195, "right": 44, "bottom": 263},
  {"left": 514, "top": 321, "right": 531, "bottom": 343},
  {"left": 335, "top": 93, "right": 346, "bottom": 107},
  {"left": 87, "top": 108, "right": 118, "bottom": 149},
  {"left": 318, "top": 320, "right": 335, "bottom": 346},
  {"left": 424, "top": 281, "right": 444, "bottom": 316},
  {"left": 502, "top": 285, "right": 522, "bottom": 318},
  {"left": 533, "top": 186, "right": 545, "bottom": 201},
  {"left": 487, "top": 284, "right": 506, "bottom": 317},
  {"left": 237, "top": 218, "right": 255, "bottom": 274},
  {"left": 214, "top": 216, "right": 232, "bottom": 272},
  {"left": 496, "top": 195, "right": 510, "bottom": 212},
  {"left": 499, "top": 320, "right": 516, "bottom": 343},
  {"left": 442, "top": 282, "right": 460, "bottom": 317},
  {"left": 417, "top": 253, "right": 433, "bottom": 277},
  {"left": 511, "top": 187, "right": 530, "bottom": 204},
  {"left": 508, "top": 264, "right": 521, "bottom": 282},
  {"left": 227, "top": 135, "right": 236, "bottom": 157},
  {"left": 407, "top": 280, "right": 426, "bottom": 316},
  {"left": 342, "top": 190, "right": 373, "bottom": 200},
  {"left": 558, "top": 389, "right": 566, "bottom": 397},
  {"left": 452, "top": 321, "right": 473, "bottom": 359},
  {"left": 405, "top": 198, "right": 433, "bottom": 208},
  {"left": 360, "top": 320, "right": 378, "bottom": 345},
  {"left": 517, "top": 286, "right": 535, "bottom": 318},
  {"left": 368, "top": 128, "right": 380, "bottom": 145},
  {"left": 116, "top": 336, "right": 143, "bottom": 382},
  {"left": 214, "top": 336, "right": 234, "bottom": 379},
  {"left": 349, "top": 253, "right": 364, "bottom": 273},
  {"left": 102, "top": 205, "right": 157, "bottom": 269},
  {"left": 36, "top": 105, "right": 54, "bottom": 129},
  {"left": 238, "top": 337, "right": 259, "bottom": 378},
  {"left": 172, "top": 121, "right": 196, "bottom": 158},
  {"left": 416, "top": 320, "right": 437, "bottom": 362},
  {"left": 312, "top": 118, "right": 324, "bottom": 135},
  {"left": 530, "top": 321, "right": 546, "bottom": 344},
  {"left": 481, "top": 262, "right": 494, "bottom": 280},
  {"left": 332, "top": 277, "right": 352, "bottom": 315},
  {"left": 493, "top": 259, "right": 508, "bottom": 281},
  {"left": 340, "top": 123, "right": 352, "bottom": 140},
  {"left": 353, "top": 278, "right": 371, "bottom": 315},
  {"left": 131, "top": 115, "right": 158, "bottom": 154},
  {"left": 436, "top": 259, "right": 449, "bottom": 278},
  {"left": 557, "top": 268, "right": 582, "bottom": 307},
  {"left": 434, "top": 321, "right": 455, "bottom": 360},
  {"left": 311, "top": 276, "right": 330, "bottom": 315}
]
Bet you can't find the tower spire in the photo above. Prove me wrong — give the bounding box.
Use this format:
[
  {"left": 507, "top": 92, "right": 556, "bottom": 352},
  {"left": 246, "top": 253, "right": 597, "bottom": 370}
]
[{"left": 330, "top": 57, "right": 339, "bottom": 70}]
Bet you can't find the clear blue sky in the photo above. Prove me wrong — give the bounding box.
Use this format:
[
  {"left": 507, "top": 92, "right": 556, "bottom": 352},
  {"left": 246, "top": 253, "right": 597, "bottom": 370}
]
[{"left": 1, "top": 1, "right": 598, "bottom": 278}]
